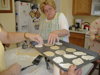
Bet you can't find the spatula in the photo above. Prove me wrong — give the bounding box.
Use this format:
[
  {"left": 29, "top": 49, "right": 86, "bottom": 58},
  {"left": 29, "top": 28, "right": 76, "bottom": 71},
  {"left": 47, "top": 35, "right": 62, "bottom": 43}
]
[{"left": 21, "top": 55, "right": 43, "bottom": 71}]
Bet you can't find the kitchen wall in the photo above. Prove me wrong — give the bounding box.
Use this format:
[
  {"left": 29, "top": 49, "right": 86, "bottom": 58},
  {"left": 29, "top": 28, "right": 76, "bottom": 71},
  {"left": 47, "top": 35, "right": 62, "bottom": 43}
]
[
  {"left": 61, "top": 0, "right": 99, "bottom": 25},
  {"left": 61, "top": 0, "right": 74, "bottom": 26},
  {"left": 0, "top": 0, "right": 16, "bottom": 49},
  {"left": 0, "top": 0, "right": 99, "bottom": 31},
  {"left": 74, "top": 16, "right": 99, "bottom": 24},
  {"left": 0, "top": 0, "right": 16, "bottom": 32}
]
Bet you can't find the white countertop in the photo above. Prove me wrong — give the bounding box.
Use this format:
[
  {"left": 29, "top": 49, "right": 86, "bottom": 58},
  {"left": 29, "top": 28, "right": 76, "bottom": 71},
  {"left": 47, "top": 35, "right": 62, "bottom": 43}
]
[{"left": 5, "top": 47, "right": 53, "bottom": 75}]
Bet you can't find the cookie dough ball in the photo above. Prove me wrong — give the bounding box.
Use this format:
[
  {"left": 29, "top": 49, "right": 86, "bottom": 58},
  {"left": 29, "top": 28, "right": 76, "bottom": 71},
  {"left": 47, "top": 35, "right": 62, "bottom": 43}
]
[
  {"left": 50, "top": 46, "right": 60, "bottom": 50},
  {"left": 72, "top": 58, "right": 84, "bottom": 65},
  {"left": 35, "top": 44, "right": 43, "bottom": 48},
  {"left": 73, "top": 51, "right": 86, "bottom": 56},
  {"left": 44, "top": 43, "right": 53, "bottom": 47},
  {"left": 81, "top": 55, "right": 95, "bottom": 60},
  {"left": 63, "top": 54, "right": 77, "bottom": 59},
  {"left": 59, "top": 63, "right": 72, "bottom": 69},
  {"left": 55, "top": 50, "right": 66, "bottom": 55},
  {"left": 44, "top": 51, "right": 55, "bottom": 57},
  {"left": 66, "top": 48, "right": 76, "bottom": 52},
  {"left": 53, "top": 57, "right": 63, "bottom": 64},
  {"left": 55, "top": 42, "right": 62, "bottom": 45}
]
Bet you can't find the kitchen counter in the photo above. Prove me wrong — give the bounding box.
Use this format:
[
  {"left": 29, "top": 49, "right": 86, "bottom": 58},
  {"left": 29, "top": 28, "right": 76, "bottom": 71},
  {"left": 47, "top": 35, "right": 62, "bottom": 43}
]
[
  {"left": 70, "top": 30, "right": 88, "bottom": 34},
  {"left": 69, "top": 29, "right": 90, "bottom": 48},
  {"left": 5, "top": 47, "right": 53, "bottom": 75}
]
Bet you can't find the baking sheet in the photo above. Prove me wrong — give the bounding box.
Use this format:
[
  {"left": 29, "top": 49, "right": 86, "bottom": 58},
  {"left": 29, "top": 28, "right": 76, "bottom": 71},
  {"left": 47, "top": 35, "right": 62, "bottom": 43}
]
[{"left": 31, "top": 40, "right": 100, "bottom": 71}]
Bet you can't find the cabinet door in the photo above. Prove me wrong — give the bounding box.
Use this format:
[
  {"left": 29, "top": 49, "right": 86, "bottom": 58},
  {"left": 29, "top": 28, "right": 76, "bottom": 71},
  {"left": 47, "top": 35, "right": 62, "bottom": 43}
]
[
  {"left": 73, "top": 0, "right": 92, "bottom": 15},
  {"left": 69, "top": 32, "right": 85, "bottom": 47}
]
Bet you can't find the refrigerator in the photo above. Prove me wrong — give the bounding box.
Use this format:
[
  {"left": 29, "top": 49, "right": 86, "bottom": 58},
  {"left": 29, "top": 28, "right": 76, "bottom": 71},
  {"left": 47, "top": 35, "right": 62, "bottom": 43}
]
[
  {"left": 15, "top": 1, "right": 40, "bottom": 46},
  {"left": 15, "top": 1, "right": 40, "bottom": 33}
]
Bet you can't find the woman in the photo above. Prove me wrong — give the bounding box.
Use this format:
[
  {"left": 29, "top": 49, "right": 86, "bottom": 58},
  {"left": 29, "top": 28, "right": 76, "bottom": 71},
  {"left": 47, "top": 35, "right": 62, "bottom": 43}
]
[
  {"left": 89, "top": 18, "right": 100, "bottom": 53},
  {"left": 39, "top": 0, "right": 93, "bottom": 75},
  {"left": 0, "top": 24, "right": 43, "bottom": 75},
  {"left": 89, "top": 18, "right": 100, "bottom": 74},
  {"left": 39, "top": 0, "right": 69, "bottom": 44}
]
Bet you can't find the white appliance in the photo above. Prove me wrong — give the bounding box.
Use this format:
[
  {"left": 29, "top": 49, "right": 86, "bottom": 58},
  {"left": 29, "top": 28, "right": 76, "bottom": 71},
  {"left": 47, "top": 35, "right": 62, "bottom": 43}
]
[
  {"left": 15, "top": 1, "right": 30, "bottom": 32},
  {"left": 15, "top": 1, "right": 36, "bottom": 46},
  {"left": 15, "top": 1, "right": 37, "bottom": 33},
  {"left": 91, "top": 0, "right": 100, "bottom": 16}
]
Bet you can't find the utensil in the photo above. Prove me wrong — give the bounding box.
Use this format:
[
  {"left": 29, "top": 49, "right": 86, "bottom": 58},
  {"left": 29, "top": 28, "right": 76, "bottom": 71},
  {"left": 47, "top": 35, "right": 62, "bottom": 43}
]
[
  {"left": 45, "top": 57, "right": 50, "bottom": 70},
  {"left": 21, "top": 55, "right": 43, "bottom": 71}
]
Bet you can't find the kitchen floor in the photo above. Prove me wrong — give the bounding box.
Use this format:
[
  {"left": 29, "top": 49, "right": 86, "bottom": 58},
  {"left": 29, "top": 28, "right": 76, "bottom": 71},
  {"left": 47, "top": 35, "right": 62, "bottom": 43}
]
[
  {"left": 91, "top": 65, "right": 99, "bottom": 75},
  {"left": 92, "top": 69, "right": 98, "bottom": 75}
]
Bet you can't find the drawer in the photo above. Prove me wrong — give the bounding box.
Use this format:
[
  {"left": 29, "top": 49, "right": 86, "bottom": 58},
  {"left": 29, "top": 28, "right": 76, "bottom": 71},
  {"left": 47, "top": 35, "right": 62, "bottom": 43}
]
[{"left": 70, "top": 32, "right": 85, "bottom": 39}]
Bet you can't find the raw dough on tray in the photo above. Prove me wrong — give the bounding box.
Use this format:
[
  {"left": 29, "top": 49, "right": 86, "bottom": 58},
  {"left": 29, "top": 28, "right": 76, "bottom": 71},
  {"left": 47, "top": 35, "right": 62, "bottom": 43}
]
[
  {"left": 35, "top": 44, "right": 43, "bottom": 48},
  {"left": 55, "top": 50, "right": 66, "bottom": 55},
  {"left": 73, "top": 51, "right": 86, "bottom": 56},
  {"left": 53, "top": 57, "right": 63, "bottom": 63},
  {"left": 63, "top": 54, "right": 77, "bottom": 59},
  {"left": 44, "top": 43, "right": 53, "bottom": 46},
  {"left": 81, "top": 55, "right": 95, "bottom": 60},
  {"left": 50, "top": 46, "right": 60, "bottom": 50},
  {"left": 55, "top": 42, "right": 62, "bottom": 45},
  {"left": 44, "top": 51, "right": 55, "bottom": 57},
  {"left": 66, "top": 48, "right": 76, "bottom": 52},
  {"left": 59, "top": 63, "right": 72, "bottom": 69},
  {"left": 72, "top": 58, "right": 84, "bottom": 65}
]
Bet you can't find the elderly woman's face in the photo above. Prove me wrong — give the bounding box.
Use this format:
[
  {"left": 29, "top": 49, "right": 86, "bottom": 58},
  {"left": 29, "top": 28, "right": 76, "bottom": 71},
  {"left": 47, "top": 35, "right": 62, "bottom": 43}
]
[{"left": 43, "top": 5, "right": 56, "bottom": 20}]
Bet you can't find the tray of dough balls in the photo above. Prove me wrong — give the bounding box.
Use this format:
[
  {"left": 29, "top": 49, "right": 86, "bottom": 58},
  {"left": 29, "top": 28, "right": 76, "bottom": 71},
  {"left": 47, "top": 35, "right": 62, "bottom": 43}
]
[{"left": 31, "top": 40, "right": 100, "bottom": 71}]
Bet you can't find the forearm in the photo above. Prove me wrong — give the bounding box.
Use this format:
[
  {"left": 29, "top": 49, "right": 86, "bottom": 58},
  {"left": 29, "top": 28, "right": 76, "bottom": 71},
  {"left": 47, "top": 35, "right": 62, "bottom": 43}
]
[
  {"left": 0, "top": 69, "right": 11, "bottom": 75},
  {"left": 4, "top": 32, "right": 26, "bottom": 44},
  {"left": 54, "top": 29, "right": 69, "bottom": 37}
]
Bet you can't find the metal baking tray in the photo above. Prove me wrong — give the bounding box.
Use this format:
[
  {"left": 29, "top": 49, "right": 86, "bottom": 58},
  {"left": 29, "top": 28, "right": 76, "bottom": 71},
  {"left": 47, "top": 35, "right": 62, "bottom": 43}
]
[{"left": 31, "top": 40, "right": 100, "bottom": 71}]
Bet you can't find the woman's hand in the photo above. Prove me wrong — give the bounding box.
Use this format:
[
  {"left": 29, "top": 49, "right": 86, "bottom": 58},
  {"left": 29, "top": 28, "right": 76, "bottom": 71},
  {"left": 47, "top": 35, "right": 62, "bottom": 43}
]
[
  {"left": 25, "top": 33, "right": 43, "bottom": 44},
  {"left": 7, "top": 63, "right": 21, "bottom": 75},
  {"left": 60, "top": 65, "right": 82, "bottom": 75},
  {"left": 48, "top": 31, "right": 59, "bottom": 45}
]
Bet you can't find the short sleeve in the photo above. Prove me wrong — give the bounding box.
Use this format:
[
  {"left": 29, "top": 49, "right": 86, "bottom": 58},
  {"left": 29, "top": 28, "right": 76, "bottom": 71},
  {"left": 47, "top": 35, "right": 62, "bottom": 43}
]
[{"left": 58, "top": 13, "right": 69, "bottom": 30}]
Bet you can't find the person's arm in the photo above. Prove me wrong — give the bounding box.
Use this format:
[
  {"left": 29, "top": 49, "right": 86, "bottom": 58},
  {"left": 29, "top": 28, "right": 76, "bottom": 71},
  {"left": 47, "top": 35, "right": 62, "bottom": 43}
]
[
  {"left": 0, "top": 28, "right": 43, "bottom": 44},
  {"left": 48, "top": 13, "right": 69, "bottom": 44},
  {"left": 0, "top": 63, "right": 21, "bottom": 75},
  {"left": 52, "top": 13, "right": 69, "bottom": 37}
]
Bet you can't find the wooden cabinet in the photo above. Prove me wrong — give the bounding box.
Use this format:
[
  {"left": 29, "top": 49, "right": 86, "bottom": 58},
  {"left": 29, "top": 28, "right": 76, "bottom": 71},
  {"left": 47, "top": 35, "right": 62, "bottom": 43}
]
[
  {"left": 73, "top": 0, "right": 92, "bottom": 16},
  {"left": 69, "top": 32, "right": 85, "bottom": 47}
]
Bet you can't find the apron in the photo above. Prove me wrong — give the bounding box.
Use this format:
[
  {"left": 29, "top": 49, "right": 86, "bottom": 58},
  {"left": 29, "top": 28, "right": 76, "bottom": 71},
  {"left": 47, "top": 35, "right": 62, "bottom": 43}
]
[{"left": 39, "top": 13, "right": 63, "bottom": 40}]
